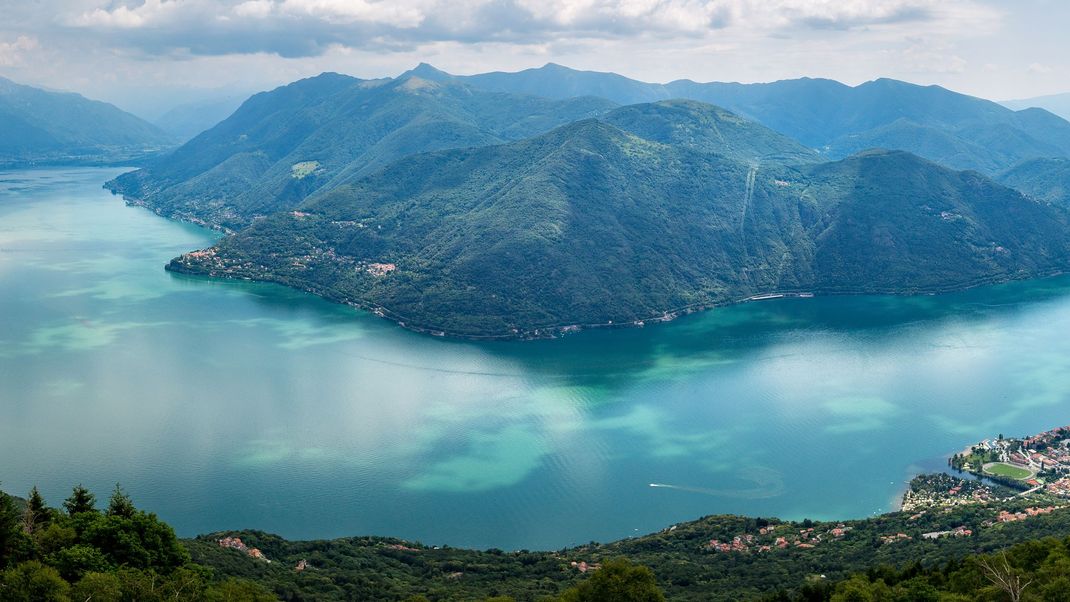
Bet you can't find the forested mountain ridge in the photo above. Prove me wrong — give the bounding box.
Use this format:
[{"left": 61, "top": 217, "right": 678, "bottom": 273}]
[
  {"left": 167, "top": 109, "right": 1070, "bottom": 339},
  {"left": 0, "top": 76, "right": 175, "bottom": 166},
  {"left": 106, "top": 72, "right": 616, "bottom": 232},
  {"left": 416, "top": 63, "right": 1070, "bottom": 175}
]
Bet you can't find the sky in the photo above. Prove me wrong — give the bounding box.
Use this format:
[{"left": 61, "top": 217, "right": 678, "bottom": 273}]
[{"left": 0, "top": 0, "right": 1065, "bottom": 119}]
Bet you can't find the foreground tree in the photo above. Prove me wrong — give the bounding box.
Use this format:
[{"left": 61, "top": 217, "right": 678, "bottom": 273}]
[
  {"left": 557, "top": 558, "right": 665, "bottom": 602},
  {"left": 63, "top": 485, "right": 96, "bottom": 516},
  {"left": 0, "top": 489, "right": 29, "bottom": 568},
  {"left": 106, "top": 484, "right": 135, "bottom": 519},
  {"left": 0, "top": 560, "right": 70, "bottom": 601},
  {"left": 23, "top": 487, "right": 49, "bottom": 534}
]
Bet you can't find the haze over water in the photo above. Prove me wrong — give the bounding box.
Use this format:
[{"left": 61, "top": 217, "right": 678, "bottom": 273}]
[{"left": 3, "top": 167, "right": 1070, "bottom": 550}]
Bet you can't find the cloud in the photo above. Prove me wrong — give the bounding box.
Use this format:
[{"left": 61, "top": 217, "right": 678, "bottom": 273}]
[
  {"left": 56, "top": 0, "right": 997, "bottom": 58},
  {"left": 1028, "top": 62, "right": 1053, "bottom": 74},
  {"left": 898, "top": 38, "right": 968, "bottom": 74},
  {"left": 0, "top": 36, "right": 39, "bottom": 67}
]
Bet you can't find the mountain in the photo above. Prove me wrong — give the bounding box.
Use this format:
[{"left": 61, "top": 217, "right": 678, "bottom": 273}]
[
  {"left": 152, "top": 95, "right": 247, "bottom": 141},
  {"left": 998, "top": 157, "right": 1070, "bottom": 206},
  {"left": 0, "top": 76, "right": 175, "bottom": 166},
  {"left": 599, "top": 99, "right": 818, "bottom": 164},
  {"left": 1003, "top": 91, "right": 1070, "bottom": 121},
  {"left": 404, "top": 61, "right": 673, "bottom": 104},
  {"left": 107, "top": 72, "right": 617, "bottom": 231},
  {"left": 167, "top": 107, "right": 1070, "bottom": 339},
  {"left": 427, "top": 63, "right": 1070, "bottom": 174}
]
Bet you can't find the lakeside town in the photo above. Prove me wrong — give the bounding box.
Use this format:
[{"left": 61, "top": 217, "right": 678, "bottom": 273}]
[
  {"left": 949, "top": 425, "right": 1070, "bottom": 498},
  {"left": 696, "top": 425, "right": 1070, "bottom": 557}
]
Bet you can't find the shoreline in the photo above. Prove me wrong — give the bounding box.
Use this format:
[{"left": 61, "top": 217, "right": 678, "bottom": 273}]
[
  {"left": 109, "top": 183, "right": 1070, "bottom": 343},
  {"left": 166, "top": 254, "right": 1070, "bottom": 342}
]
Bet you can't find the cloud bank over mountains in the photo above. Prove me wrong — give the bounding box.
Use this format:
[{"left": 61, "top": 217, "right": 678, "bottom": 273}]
[
  {"left": 60, "top": 0, "right": 994, "bottom": 57},
  {"left": 0, "top": 0, "right": 1061, "bottom": 117}
]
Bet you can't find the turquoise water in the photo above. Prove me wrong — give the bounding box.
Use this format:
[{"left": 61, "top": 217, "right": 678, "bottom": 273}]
[{"left": 3, "top": 167, "right": 1070, "bottom": 550}]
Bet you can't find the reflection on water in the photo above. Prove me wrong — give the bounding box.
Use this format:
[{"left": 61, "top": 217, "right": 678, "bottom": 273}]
[{"left": 3, "top": 167, "right": 1070, "bottom": 549}]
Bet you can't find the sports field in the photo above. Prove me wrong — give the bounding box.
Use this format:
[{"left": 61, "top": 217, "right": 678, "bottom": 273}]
[{"left": 983, "top": 462, "right": 1033, "bottom": 479}]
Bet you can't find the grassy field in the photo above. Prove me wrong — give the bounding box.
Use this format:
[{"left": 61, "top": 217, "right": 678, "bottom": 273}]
[{"left": 984, "top": 462, "right": 1033, "bottom": 479}]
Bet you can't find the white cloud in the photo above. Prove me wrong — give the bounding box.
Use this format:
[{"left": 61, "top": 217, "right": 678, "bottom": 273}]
[
  {"left": 278, "top": 0, "right": 425, "bottom": 27},
  {"left": 59, "top": 0, "right": 998, "bottom": 57},
  {"left": 0, "top": 36, "right": 39, "bottom": 67},
  {"left": 233, "top": 0, "right": 274, "bottom": 18},
  {"left": 1028, "top": 62, "right": 1053, "bottom": 74},
  {"left": 72, "top": 0, "right": 186, "bottom": 28}
]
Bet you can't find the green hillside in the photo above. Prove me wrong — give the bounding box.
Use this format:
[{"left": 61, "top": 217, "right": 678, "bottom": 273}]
[
  {"left": 8, "top": 477, "right": 1070, "bottom": 601},
  {"left": 600, "top": 100, "right": 818, "bottom": 164},
  {"left": 106, "top": 73, "right": 616, "bottom": 232},
  {"left": 998, "top": 158, "right": 1070, "bottom": 207},
  {"left": 166, "top": 108, "right": 1070, "bottom": 339},
  {"left": 0, "top": 76, "right": 175, "bottom": 166}
]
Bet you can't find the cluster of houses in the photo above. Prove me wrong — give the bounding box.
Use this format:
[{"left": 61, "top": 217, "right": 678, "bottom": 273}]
[
  {"left": 569, "top": 560, "right": 601, "bottom": 573},
  {"left": 901, "top": 474, "right": 998, "bottom": 512},
  {"left": 921, "top": 526, "right": 972, "bottom": 540},
  {"left": 705, "top": 524, "right": 852, "bottom": 554},
  {"left": 1047, "top": 477, "right": 1070, "bottom": 496},
  {"left": 992, "top": 506, "right": 1062, "bottom": 524},
  {"left": 218, "top": 536, "right": 271, "bottom": 562},
  {"left": 972, "top": 425, "right": 1070, "bottom": 478},
  {"left": 365, "top": 262, "right": 397, "bottom": 276},
  {"left": 880, "top": 532, "right": 912, "bottom": 545}
]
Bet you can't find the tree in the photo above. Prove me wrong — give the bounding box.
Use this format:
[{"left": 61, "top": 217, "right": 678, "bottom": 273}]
[
  {"left": 51, "top": 544, "right": 111, "bottom": 582},
  {"left": 82, "top": 511, "right": 189, "bottom": 571},
  {"left": 63, "top": 485, "right": 96, "bottom": 516},
  {"left": 71, "top": 572, "right": 122, "bottom": 602},
  {"left": 0, "top": 560, "right": 70, "bottom": 602},
  {"left": 0, "top": 489, "right": 23, "bottom": 569},
  {"left": 23, "top": 487, "right": 49, "bottom": 534},
  {"left": 557, "top": 558, "right": 665, "bottom": 602},
  {"left": 978, "top": 553, "right": 1032, "bottom": 602},
  {"left": 205, "top": 578, "right": 278, "bottom": 602},
  {"left": 106, "top": 484, "right": 135, "bottom": 519}
]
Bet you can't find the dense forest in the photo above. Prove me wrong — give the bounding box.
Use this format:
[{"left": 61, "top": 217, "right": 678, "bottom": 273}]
[
  {"left": 169, "top": 119, "right": 1070, "bottom": 338},
  {"left": 8, "top": 476, "right": 1070, "bottom": 601}
]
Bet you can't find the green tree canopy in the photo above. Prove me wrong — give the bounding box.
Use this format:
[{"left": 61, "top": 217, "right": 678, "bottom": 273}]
[
  {"left": 557, "top": 558, "right": 665, "bottom": 602},
  {"left": 63, "top": 485, "right": 96, "bottom": 516}
]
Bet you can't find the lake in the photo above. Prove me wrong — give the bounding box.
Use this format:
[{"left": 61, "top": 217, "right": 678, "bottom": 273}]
[{"left": 3, "top": 167, "right": 1070, "bottom": 550}]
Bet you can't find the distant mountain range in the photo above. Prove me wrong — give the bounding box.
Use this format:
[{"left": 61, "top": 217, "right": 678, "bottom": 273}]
[
  {"left": 408, "top": 63, "right": 1070, "bottom": 176},
  {"left": 152, "top": 95, "right": 247, "bottom": 142},
  {"left": 103, "top": 64, "right": 1070, "bottom": 338},
  {"left": 0, "top": 76, "right": 176, "bottom": 166},
  {"left": 1002, "top": 92, "right": 1070, "bottom": 121}
]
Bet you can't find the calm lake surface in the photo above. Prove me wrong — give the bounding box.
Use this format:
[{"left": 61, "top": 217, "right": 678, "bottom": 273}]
[{"left": 4, "top": 167, "right": 1070, "bottom": 550}]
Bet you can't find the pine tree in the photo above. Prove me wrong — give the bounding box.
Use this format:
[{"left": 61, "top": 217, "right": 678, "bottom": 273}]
[
  {"left": 63, "top": 484, "right": 96, "bottom": 516},
  {"left": 107, "top": 484, "right": 136, "bottom": 519},
  {"left": 22, "top": 486, "right": 49, "bottom": 533}
]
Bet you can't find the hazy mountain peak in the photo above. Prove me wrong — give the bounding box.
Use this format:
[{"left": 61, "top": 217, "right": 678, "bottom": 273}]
[{"left": 401, "top": 62, "right": 453, "bottom": 81}]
